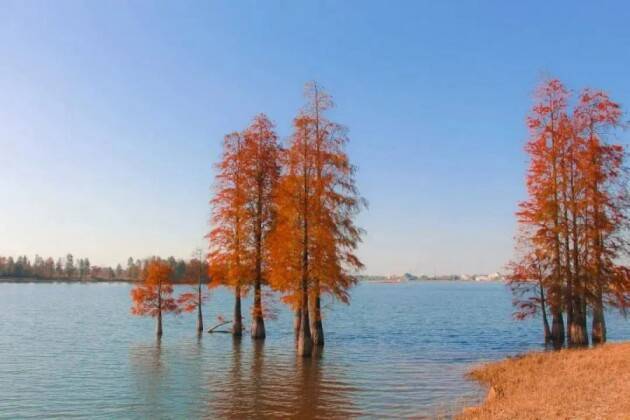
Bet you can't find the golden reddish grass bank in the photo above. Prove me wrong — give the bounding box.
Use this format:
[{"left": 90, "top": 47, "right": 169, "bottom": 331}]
[{"left": 459, "top": 342, "right": 630, "bottom": 419}]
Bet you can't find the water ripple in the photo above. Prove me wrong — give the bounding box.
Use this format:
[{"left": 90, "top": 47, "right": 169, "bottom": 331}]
[{"left": 0, "top": 281, "right": 629, "bottom": 418}]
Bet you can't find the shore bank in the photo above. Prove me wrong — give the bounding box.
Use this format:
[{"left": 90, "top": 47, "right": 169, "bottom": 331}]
[{"left": 459, "top": 342, "right": 630, "bottom": 419}]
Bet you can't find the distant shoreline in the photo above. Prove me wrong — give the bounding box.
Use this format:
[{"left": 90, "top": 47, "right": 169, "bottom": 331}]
[
  {"left": 360, "top": 279, "right": 504, "bottom": 284},
  {"left": 0, "top": 277, "right": 504, "bottom": 285},
  {"left": 0, "top": 277, "right": 133, "bottom": 284},
  {"left": 359, "top": 273, "right": 504, "bottom": 283}
]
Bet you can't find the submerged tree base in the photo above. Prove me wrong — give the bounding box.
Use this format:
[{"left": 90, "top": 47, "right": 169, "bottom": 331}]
[
  {"left": 297, "top": 309, "right": 313, "bottom": 357},
  {"left": 297, "top": 331, "right": 312, "bottom": 357},
  {"left": 311, "top": 319, "right": 325, "bottom": 346},
  {"left": 156, "top": 313, "right": 163, "bottom": 337},
  {"left": 293, "top": 310, "right": 301, "bottom": 339},
  {"left": 251, "top": 317, "right": 266, "bottom": 339}
]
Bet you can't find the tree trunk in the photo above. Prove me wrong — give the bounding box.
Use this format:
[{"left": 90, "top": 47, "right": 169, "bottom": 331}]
[
  {"left": 551, "top": 308, "right": 565, "bottom": 350},
  {"left": 251, "top": 176, "right": 266, "bottom": 340},
  {"left": 157, "top": 283, "right": 163, "bottom": 337},
  {"left": 549, "top": 113, "right": 564, "bottom": 350},
  {"left": 569, "top": 295, "right": 588, "bottom": 347},
  {"left": 591, "top": 157, "right": 607, "bottom": 346},
  {"left": 297, "top": 121, "right": 312, "bottom": 357},
  {"left": 297, "top": 289, "right": 312, "bottom": 357},
  {"left": 156, "top": 310, "right": 163, "bottom": 337},
  {"left": 309, "top": 295, "right": 316, "bottom": 342},
  {"left": 294, "top": 308, "right": 301, "bottom": 340},
  {"left": 197, "top": 303, "right": 203, "bottom": 334},
  {"left": 310, "top": 291, "right": 325, "bottom": 346},
  {"left": 310, "top": 92, "right": 325, "bottom": 349},
  {"left": 542, "top": 312, "right": 552, "bottom": 344},
  {"left": 562, "top": 192, "right": 574, "bottom": 346},
  {"left": 565, "top": 287, "right": 573, "bottom": 345},
  {"left": 233, "top": 286, "right": 243, "bottom": 337},
  {"left": 592, "top": 290, "right": 606, "bottom": 345},
  {"left": 568, "top": 168, "right": 588, "bottom": 347},
  {"left": 196, "top": 282, "right": 204, "bottom": 334},
  {"left": 539, "top": 284, "right": 552, "bottom": 344},
  {"left": 251, "top": 281, "right": 266, "bottom": 339}
]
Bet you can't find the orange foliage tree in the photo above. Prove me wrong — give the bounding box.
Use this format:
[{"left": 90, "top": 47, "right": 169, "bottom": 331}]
[
  {"left": 268, "top": 115, "right": 315, "bottom": 353},
  {"left": 511, "top": 79, "right": 571, "bottom": 348},
  {"left": 509, "top": 79, "right": 628, "bottom": 349},
  {"left": 269, "top": 82, "right": 365, "bottom": 356},
  {"left": 208, "top": 132, "right": 251, "bottom": 337},
  {"left": 176, "top": 249, "right": 210, "bottom": 334},
  {"left": 130, "top": 259, "right": 180, "bottom": 337},
  {"left": 241, "top": 114, "right": 281, "bottom": 339},
  {"left": 574, "top": 90, "right": 627, "bottom": 343},
  {"left": 208, "top": 116, "right": 281, "bottom": 339},
  {"left": 507, "top": 240, "right": 553, "bottom": 343}
]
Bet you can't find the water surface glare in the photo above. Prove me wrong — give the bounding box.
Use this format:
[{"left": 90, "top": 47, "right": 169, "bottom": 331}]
[{"left": 1, "top": 281, "right": 629, "bottom": 418}]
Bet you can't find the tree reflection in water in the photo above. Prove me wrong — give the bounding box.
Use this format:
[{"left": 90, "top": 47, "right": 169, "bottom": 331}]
[
  {"left": 205, "top": 338, "right": 357, "bottom": 418},
  {"left": 128, "top": 339, "right": 166, "bottom": 418}
]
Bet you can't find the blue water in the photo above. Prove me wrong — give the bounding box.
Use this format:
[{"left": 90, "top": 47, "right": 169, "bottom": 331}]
[{"left": 0, "top": 281, "right": 628, "bottom": 418}]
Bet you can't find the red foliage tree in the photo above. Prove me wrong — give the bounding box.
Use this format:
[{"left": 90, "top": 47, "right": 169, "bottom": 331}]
[
  {"left": 269, "top": 82, "right": 365, "bottom": 356},
  {"left": 510, "top": 79, "right": 628, "bottom": 348},
  {"left": 130, "top": 259, "right": 179, "bottom": 337},
  {"left": 241, "top": 114, "right": 281, "bottom": 339},
  {"left": 208, "top": 132, "right": 251, "bottom": 337},
  {"left": 574, "top": 89, "right": 626, "bottom": 343},
  {"left": 177, "top": 250, "right": 210, "bottom": 334},
  {"left": 208, "top": 117, "right": 281, "bottom": 339}
]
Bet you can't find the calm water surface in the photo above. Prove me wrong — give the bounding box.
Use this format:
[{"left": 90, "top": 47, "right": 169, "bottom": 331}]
[{"left": 1, "top": 281, "right": 629, "bottom": 418}]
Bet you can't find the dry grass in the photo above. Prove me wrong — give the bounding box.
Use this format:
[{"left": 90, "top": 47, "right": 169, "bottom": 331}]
[{"left": 458, "top": 342, "right": 630, "bottom": 420}]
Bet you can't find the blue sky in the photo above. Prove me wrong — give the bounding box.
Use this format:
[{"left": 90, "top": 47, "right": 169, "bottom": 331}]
[{"left": 1, "top": 1, "right": 628, "bottom": 275}]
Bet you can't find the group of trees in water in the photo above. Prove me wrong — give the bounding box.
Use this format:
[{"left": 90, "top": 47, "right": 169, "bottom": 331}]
[
  {"left": 508, "top": 79, "right": 629, "bottom": 349},
  {"left": 130, "top": 82, "right": 365, "bottom": 357}
]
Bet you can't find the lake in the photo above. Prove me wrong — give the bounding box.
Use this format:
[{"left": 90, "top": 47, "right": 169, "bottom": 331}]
[{"left": 0, "top": 281, "right": 628, "bottom": 418}]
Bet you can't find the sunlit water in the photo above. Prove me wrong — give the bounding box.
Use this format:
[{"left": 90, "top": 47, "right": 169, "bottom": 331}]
[{"left": 0, "top": 281, "right": 629, "bottom": 418}]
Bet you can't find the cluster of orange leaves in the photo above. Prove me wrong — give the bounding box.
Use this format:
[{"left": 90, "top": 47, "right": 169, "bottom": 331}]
[
  {"left": 208, "top": 82, "right": 365, "bottom": 315},
  {"left": 130, "top": 260, "right": 180, "bottom": 317},
  {"left": 508, "top": 78, "right": 629, "bottom": 329}
]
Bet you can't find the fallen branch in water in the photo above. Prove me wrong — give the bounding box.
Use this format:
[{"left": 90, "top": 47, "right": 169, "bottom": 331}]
[{"left": 207, "top": 320, "right": 232, "bottom": 333}]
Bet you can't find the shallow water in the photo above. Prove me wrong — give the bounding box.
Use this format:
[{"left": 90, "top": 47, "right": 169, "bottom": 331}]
[{"left": 0, "top": 281, "right": 628, "bottom": 418}]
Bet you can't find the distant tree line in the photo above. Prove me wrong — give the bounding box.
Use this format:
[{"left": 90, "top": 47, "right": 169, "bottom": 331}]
[{"left": 0, "top": 254, "right": 208, "bottom": 284}]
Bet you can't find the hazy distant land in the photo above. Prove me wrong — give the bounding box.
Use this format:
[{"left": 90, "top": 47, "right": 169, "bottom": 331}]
[
  {"left": 358, "top": 272, "right": 504, "bottom": 283},
  {"left": 0, "top": 272, "right": 504, "bottom": 284}
]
